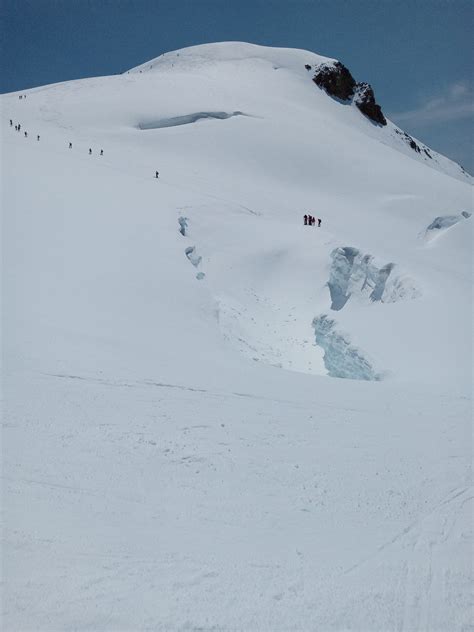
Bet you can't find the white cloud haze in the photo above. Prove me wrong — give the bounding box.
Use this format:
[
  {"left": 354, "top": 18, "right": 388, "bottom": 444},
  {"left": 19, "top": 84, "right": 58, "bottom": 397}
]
[{"left": 390, "top": 81, "right": 474, "bottom": 126}]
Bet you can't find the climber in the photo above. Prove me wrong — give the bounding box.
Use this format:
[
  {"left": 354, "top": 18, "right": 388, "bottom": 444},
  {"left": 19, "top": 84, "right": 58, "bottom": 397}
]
[
  {"left": 9, "top": 119, "right": 12, "bottom": 126},
  {"left": 318, "top": 218, "right": 322, "bottom": 227},
  {"left": 89, "top": 148, "right": 92, "bottom": 155},
  {"left": 24, "top": 131, "right": 28, "bottom": 138},
  {"left": 304, "top": 214, "right": 308, "bottom": 225},
  {"left": 37, "top": 135, "right": 40, "bottom": 141},
  {"left": 17, "top": 124, "right": 21, "bottom": 131},
  {"left": 69, "top": 142, "right": 72, "bottom": 149},
  {"left": 100, "top": 149, "right": 103, "bottom": 156},
  {"left": 155, "top": 171, "right": 159, "bottom": 179}
]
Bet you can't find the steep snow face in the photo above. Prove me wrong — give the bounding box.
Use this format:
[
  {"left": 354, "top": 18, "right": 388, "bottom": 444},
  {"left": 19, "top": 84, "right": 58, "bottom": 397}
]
[{"left": 2, "top": 41, "right": 473, "bottom": 631}]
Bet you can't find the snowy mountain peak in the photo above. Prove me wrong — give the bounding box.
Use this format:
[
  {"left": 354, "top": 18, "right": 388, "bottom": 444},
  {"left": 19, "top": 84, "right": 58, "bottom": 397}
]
[
  {"left": 128, "top": 41, "right": 335, "bottom": 75},
  {"left": 127, "top": 41, "right": 469, "bottom": 181}
]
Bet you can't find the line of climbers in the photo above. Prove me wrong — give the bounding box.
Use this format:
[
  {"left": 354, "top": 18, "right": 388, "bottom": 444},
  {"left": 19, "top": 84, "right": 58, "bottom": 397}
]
[
  {"left": 10, "top": 121, "right": 109, "bottom": 157},
  {"left": 10, "top": 118, "right": 162, "bottom": 175},
  {"left": 304, "top": 214, "right": 321, "bottom": 227},
  {"left": 11, "top": 119, "right": 39, "bottom": 140},
  {"left": 13, "top": 89, "right": 165, "bottom": 175}
]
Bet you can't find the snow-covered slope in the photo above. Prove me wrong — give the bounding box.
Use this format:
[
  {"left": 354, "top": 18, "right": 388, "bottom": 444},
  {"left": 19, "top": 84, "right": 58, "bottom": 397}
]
[
  {"left": 2, "top": 42, "right": 472, "bottom": 631},
  {"left": 131, "top": 42, "right": 471, "bottom": 182}
]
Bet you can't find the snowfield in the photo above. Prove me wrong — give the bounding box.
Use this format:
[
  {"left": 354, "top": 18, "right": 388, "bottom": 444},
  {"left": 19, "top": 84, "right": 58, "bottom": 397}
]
[{"left": 2, "top": 42, "right": 472, "bottom": 631}]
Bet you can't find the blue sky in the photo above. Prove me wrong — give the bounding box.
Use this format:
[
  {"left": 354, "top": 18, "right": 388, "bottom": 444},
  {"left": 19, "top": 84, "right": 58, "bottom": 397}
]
[{"left": 1, "top": 0, "right": 472, "bottom": 171}]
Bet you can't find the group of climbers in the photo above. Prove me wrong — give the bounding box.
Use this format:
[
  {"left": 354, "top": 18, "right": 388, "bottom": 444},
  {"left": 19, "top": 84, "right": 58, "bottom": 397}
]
[
  {"left": 11, "top": 119, "right": 39, "bottom": 141},
  {"left": 304, "top": 214, "right": 321, "bottom": 227},
  {"left": 10, "top": 116, "right": 159, "bottom": 174},
  {"left": 10, "top": 120, "right": 108, "bottom": 156},
  {"left": 11, "top": 96, "right": 161, "bottom": 177}
]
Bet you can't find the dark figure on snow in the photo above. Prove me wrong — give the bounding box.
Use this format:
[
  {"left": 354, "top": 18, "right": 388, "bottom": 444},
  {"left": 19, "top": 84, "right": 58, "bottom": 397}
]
[
  {"left": 18, "top": 124, "right": 21, "bottom": 131},
  {"left": 24, "top": 131, "right": 28, "bottom": 138},
  {"left": 19, "top": 95, "right": 22, "bottom": 100},
  {"left": 307, "top": 215, "right": 312, "bottom": 226},
  {"left": 10, "top": 119, "right": 13, "bottom": 126},
  {"left": 89, "top": 148, "right": 92, "bottom": 155},
  {"left": 15, "top": 125, "right": 18, "bottom": 131},
  {"left": 155, "top": 171, "right": 159, "bottom": 179},
  {"left": 100, "top": 149, "right": 103, "bottom": 156},
  {"left": 312, "top": 216, "right": 316, "bottom": 226},
  {"left": 37, "top": 135, "right": 40, "bottom": 141},
  {"left": 69, "top": 142, "right": 72, "bottom": 149},
  {"left": 304, "top": 214, "right": 308, "bottom": 225},
  {"left": 318, "top": 218, "right": 321, "bottom": 227}
]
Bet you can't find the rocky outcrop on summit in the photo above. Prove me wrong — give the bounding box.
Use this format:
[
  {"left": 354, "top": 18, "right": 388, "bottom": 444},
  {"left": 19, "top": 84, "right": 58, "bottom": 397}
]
[
  {"left": 312, "top": 61, "right": 356, "bottom": 102},
  {"left": 312, "top": 61, "right": 387, "bottom": 126},
  {"left": 353, "top": 82, "right": 386, "bottom": 126}
]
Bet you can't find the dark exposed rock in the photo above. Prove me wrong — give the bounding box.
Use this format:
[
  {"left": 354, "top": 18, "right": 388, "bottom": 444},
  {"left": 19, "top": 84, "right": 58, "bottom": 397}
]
[
  {"left": 396, "top": 129, "right": 423, "bottom": 153},
  {"left": 312, "top": 61, "right": 356, "bottom": 101},
  {"left": 312, "top": 61, "right": 386, "bottom": 126},
  {"left": 305, "top": 64, "right": 312, "bottom": 71},
  {"left": 353, "top": 82, "right": 387, "bottom": 126}
]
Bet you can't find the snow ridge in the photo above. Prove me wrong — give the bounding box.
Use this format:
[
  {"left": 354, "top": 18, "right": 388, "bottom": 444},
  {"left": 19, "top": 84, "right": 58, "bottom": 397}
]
[{"left": 138, "top": 111, "right": 247, "bottom": 130}]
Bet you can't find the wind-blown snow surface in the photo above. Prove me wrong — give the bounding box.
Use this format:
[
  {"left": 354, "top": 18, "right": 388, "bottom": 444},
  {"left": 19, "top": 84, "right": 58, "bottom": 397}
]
[{"left": 2, "top": 42, "right": 473, "bottom": 630}]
